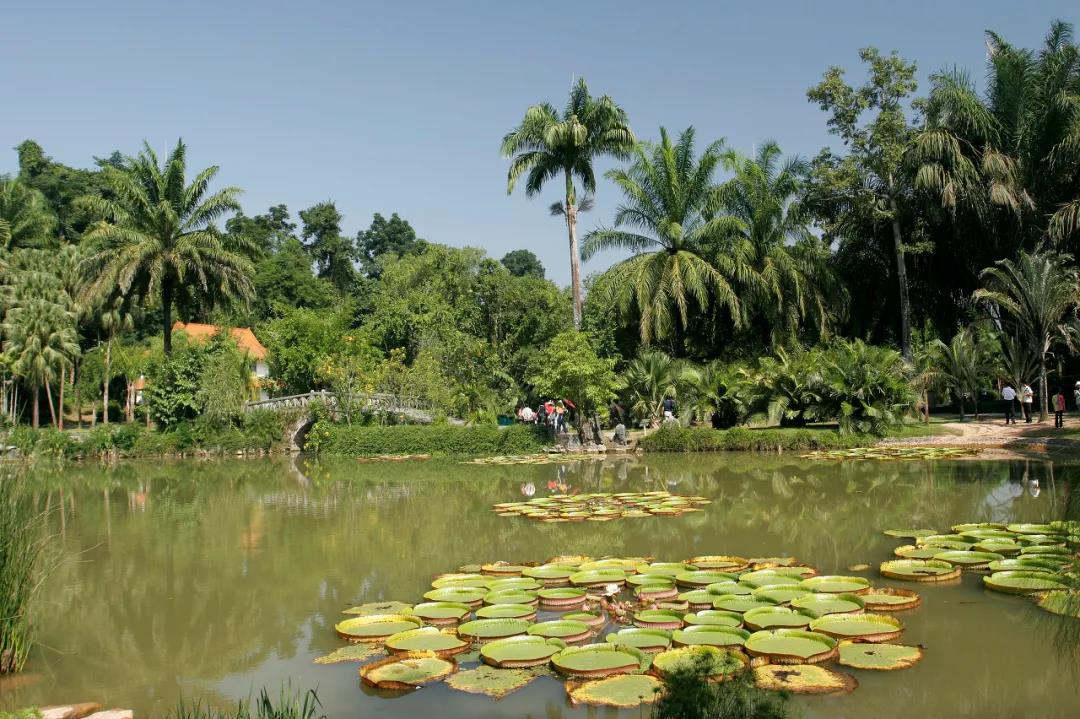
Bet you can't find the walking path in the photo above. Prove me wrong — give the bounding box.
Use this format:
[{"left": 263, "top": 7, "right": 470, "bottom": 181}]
[{"left": 883, "top": 416, "right": 1080, "bottom": 454}]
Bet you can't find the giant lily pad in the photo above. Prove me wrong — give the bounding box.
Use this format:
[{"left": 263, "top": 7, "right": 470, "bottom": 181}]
[
  {"left": 537, "top": 587, "right": 588, "bottom": 609},
  {"left": 359, "top": 652, "right": 457, "bottom": 690},
  {"left": 753, "top": 664, "right": 857, "bottom": 694},
  {"left": 710, "top": 594, "right": 779, "bottom": 613},
  {"left": 682, "top": 610, "right": 743, "bottom": 628},
  {"left": 893, "top": 544, "right": 943, "bottom": 559},
  {"left": 837, "top": 642, "right": 923, "bottom": 670},
  {"left": 313, "top": 643, "right": 384, "bottom": 664},
  {"left": 973, "top": 539, "right": 1022, "bottom": 556},
  {"left": 488, "top": 577, "right": 541, "bottom": 592},
  {"left": 523, "top": 565, "right": 575, "bottom": 584},
  {"left": 789, "top": 593, "right": 865, "bottom": 617},
  {"left": 959, "top": 528, "right": 1015, "bottom": 541},
  {"left": 482, "top": 589, "right": 538, "bottom": 606},
  {"left": 675, "top": 570, "right": 738, "bottom": 588},
  {"left": 635, "top": 582, "right": 679, "bottom": 601},
  {"left": 932, "top": 550, "right": 1003, "bottom": 569},
  {"left": 481, "top": 562, "right": 532, "bottom": 576},
  {"left": 570, "top": 569, "right": 627, "bottom": 587},
  {"left": 750, "top": 564, "right": 817, "bottom": 578},
  {"left": 671, "top": 625, "right": 750, "bottom": 647},
  {"left": 884, "top": 529, "right": 938, "bottom": 539},
  {"left": 579, "top": 558, "right": 645, "bottom": 572},
  {"left": 799, "top": 575, "right": 870, "bottom": 594},
  {"left": 565, "top": 611, "right": 606, "bottom": 628},
  {"left": 457, "top": 618, "right": 531, "bottom": 641},
  {"left": 445, "top": 665, "right": 537, "bottom": 698},
  {"left": 526, "top": 620, "right": 592, "bottom": 643},
  {"left": 335, "top": 614, "right": 423, "bottom": 642},
  {"left": 687, "top": 555, "right": 750, "bottom": 572},
  {"left": 627, "top": 573, "right": 676, "bottom": 587},
  {"left": 636, "top": 562, "right": 695, "bottom": 576},
  {"left": 1018, "top": 534, "right": 1068, "bottom": 547},
  {"left": 1021, "top": 545, "right": 1070, "bottom": 556},
  {"left": 860, "top": 587, "right": 921, "bottom": 612},
  {"left": 423, "top": 587, "right": 487, "bottom": 606},
  {"left": 633, "top": 609, "right": 685, "bottom": 630},
  {"left": 566, "top": 674, "right": 662, "bottom": 708},
  {"left": 650, "top": 645, "right": 746, "bottom": 680},
  {"left": 342, "top": 601, "right": 413, "bottom": 616},
  {"left": 605, "top": 628, "right": 672, "bottom": 651},
  {"left": 480, "top": 635, "right": 566, "bottom": 668},
  {"left": 983, "top": 570, "right": 1067, "bottom": 594},
  {"left": 551, "top": 643, "right": 646, "bottom": 677},
  {"left": 808, "top": 613, "right": 903, "bottom": 642},
  {"left": 744, "top": 629, "right": 837, "bottom": 664},
  {"left": 952, "top": 522, "right": 1006, "bottom": 533},
  {"left": 705, "top": 581, "right": 754, "bottom": 596},
  {"left": 879, "top": 559, "right": 962, "bottom": 582},
  {"left": 409, "top": 602, "right": 472, "bottom": 625},
  {"left": 432, "top": 574, "right": 489, "bottom": 590},
  {"left": 475, "top": 603, "right": 536, "bottom": 620},
  {"left": 751, "top": 586, "right": 812, "bottom": 605},
  {"left": 1007, "top": 523, "right": 1055, "bottom": 535},
  {"left": 988, "top": 557, "right": 1068, "bottom": 573},
  {"left": 743, "top": 607, "right": 814, "bottom": 631},
  {"left": 739, "top": 570, "right": 801, "bottom": 589},
  {"left": 385, "top": 627, "right": 469, "bottom": 657}
]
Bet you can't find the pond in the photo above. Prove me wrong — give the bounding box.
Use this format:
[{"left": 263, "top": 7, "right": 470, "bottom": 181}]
[{"left": 2, "top": 454, "right": 1078, "bottom": 717}]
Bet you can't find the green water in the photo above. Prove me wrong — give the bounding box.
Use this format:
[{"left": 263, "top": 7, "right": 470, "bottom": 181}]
[{"left": 2, "top": 455, "right": 1078, "bottom": 717}]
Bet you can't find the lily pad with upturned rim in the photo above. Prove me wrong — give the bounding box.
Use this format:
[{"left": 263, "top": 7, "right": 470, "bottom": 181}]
[
  {"left": 570, "top": 569, "right": 628, "bottom": 587},
  {"left": 671, "top": 625, "right": 750, "bottom": 647},
  {"left": 445, "top": 665, "right": 537, "bottom": 698},
  {"left": 359, "top": 652, "right": 457, "bottom": 690},
  {"left": 931, "top": 550, "right": 1004, "bottom": 569},
  {"left": 752, "top": 664, "right": 856, "bottom": 694},
  {"left": 423, "top": 587, "right": 488, "bottom": 606},
  {"left": 312, "top": 643, "right": 385, "bottom": 664},
  {"left": 837, "top": 642, "right": 923, "bottom": 670},
  {"left": 808, "top": 613, "right": 903, "bottom": 642},
  {"left": 860, "top": 587, "right": 921, "bottom": 612},
  {"left": 789, "top": 593, "right": 865, "bottom": 617},
  {"left": 526, "top": 620, "right": 592, "bottom": 643},
  {"left": 537, "top": 587, "right": 588, "bottom": 609},
  {"left": 384, "top": 627, "right": 470, "bottom": 657},
  {"left": 879, "top": 559, "right": 962, "bottom": 582},
  {"left": 605, "top": 628, "right": 672, "bottom": 651},
  {"left": 633, "top": 609, "right": 685, "bottom": 630},
  {"left": 893, "top": 544, "right": 942, "bottom": 559},
  {"left": 483, "top": 589, "right": 538, "bottom": 606},
  {"left": 799, "top": 575, "right": 871, "bottom": 594},
  {"left": 432, "top": 574, "right": 490, "bottom": 590},
  {"left": 884, "top": 529, "right": 937, "bottom": 539},
  {"left": 565, "top": 674, "right": 663, "bottom": 708},
  {"left": 342, "top": 601, "right": 413, "bottom": 616},
  {"left": 479, "top": 635, "right": 566, "bottom": 668},
  {"left": 710, "top": 594, "right": 779, "bottom": 613},
  {"left": 738, "top": 570, "right": 801, "bottom": 589},
  {"left": 650, "top": 645, "right": 746, "bottom": 680},
  {"left": 705, "top": 581, "right": 754, "bottom": 596},
  {"left": 409, "top": 602, "right": 472, "bottom": 625},
  {"left": 636, "top": 562, "right": 696, "bottom": 576},
  {"left": 987, "top": 557, "right": 1068, "bottom": 573},
  {"left": 481, "top": 562, "right": 534, "bottom": 576},
  {"left": 523, "top": 565, "right": 576, "bottom": 584},
  {"left": 742, "top": 606, "right": 814, "bottom": 631},
  {"left": 686, "top": 555, "right": 750, "bottom": 572},
  {"left": 474, "top": 603, "right": 536, "bottom": 620},
  {"left": 457, "top": 618, "right": 531, "bottom": 641},
  {"left": 752, "top": 586, "right": 812, "bottom": 604},
  {"left": 335, "top": 614, "right": 423, "bottom": 642},
  {"left": 675, "top": 570, "right": 739, "bottom": 588},
  {"left": 983, "top": 570, "right": 1067, "bottom": 594},
  {"left": 682, "top": 610, "right": 743, "bottom": 628},
  {"left": 551, "top": 643, "right": 647, "bottom": 677},
  {"left": 488, "top": 577, "right": 542, "bottom": 592},
  {"left": 564, "top": 611, "right": 605, "bottom": 628},
  {"left": 1007, "top": 523, "right": 1055, "bottom": 535},
  {"left": 744, "top": 629, "right": 837, "bottom": 664}
]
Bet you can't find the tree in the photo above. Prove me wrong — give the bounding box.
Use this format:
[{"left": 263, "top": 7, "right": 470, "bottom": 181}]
[
  {"left": 356, "top": 212, "right": 424, "bottom": 278},
  {"left": 620, "top": 349, "right": 693, "bottom": 427},
  {"left": 581, "top": 127, "right": 749, "bottom": 347},
  {"left": 502, "top": 78, "right": 635, "bottom": 328},
  {"left": 527, "top": 330, "right": 618, "bottom": 415},
  {"left": 251, "top": 237, "right": 336, "bottom": 319},
  {"left": 299, "top": 201, "right": 356, "bottom": 292},
  {"left": 264, "top": 306, "right": 351, "bottom": 395},
  {"left": 79, "top": 140, "right": 254, "bottom": 354},
  {"left": 225, "top": 204, "right": 297, "bottom": 256},
  {"left": 0, "top": 179, "right": 56, "bottom": 250},
  {"left": 808, "top": 48, "right": 919, "bottom": 361},
  {"left": 685, "top": 361, "right": 749, "bottom": 428},
  {"left": 932, "top": 328, "right": 986, "bottom": 419},
  {"left": 974, "top": 251, "right": 1080, "bottom": 421},
  {"left": 2, "top": 298, "right": 79, "bottom": 428},
  {"left": 500, "top": 249, "right": 545, "bottom": 278},
  {"left": 16, "top": 139, "right": 110, "bottom": 243}
]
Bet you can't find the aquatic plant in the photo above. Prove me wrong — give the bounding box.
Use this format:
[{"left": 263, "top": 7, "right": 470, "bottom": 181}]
[
  {"left": 650, "top": 653, "right": 791, "bottom": 719},
  {"left": 167, "top": 686, "right": 324, "bottom": 719},
  {"left": 0, "top": 472, "right": 49, "bottom": 675}
]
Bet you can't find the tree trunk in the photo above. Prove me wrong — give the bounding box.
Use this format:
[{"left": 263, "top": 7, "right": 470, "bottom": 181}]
[
  {"left": 126, "top": 381, "right": 134, "bottom": 423},
  {"left": 32, "top": 386, "right": 39, "bottom": 429},
  {"left": 974, "top": 394, "right": 980, "bottom": 421},
  {"left": 888, "top": 197, "right": 912, "bottom": 363},
  {"left": 1039, "top": 353, "right": 1049, "bottom": 422},
  {"left": 73, "top": 364, "right": 81, "bottom": 429},
  {"left": 103, "top": 340, "right": 111, "bottom": 425},
  {"left": 565, "top": 172, "right": 583, "bottom": 330},
  {"left": 162, "top": 278, "right": 174, "bottom": 355},
  {"left": 44, "top": 380, "right": 57, "bottom": 427},
  {"left": 958, "top": 396, "right": 965, "bottom": 421},
  {"left": 58, "top": 363, "right": 65, "bottom": 430}
]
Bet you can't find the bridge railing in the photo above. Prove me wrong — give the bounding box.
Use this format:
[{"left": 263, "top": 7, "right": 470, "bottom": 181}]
[{"left": 244, "top": 391, "right": 434, "bottom": 414}]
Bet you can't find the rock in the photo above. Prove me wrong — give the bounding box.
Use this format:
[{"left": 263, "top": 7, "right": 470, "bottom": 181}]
[
  {"left": 40, "top": 704, "right": 103, "bottom": 719},
  {"left": 84, "top": 712, "right": 133, "bottom": 719}
]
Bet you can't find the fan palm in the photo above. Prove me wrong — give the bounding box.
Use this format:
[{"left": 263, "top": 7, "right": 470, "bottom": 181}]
[
  {"left": 3, "top": 298, "right": 79, "bottom": 428},
  {"left": 502, "top": 79, "right": 635, "bottom": 328},
  {"left": 748, "top": 345, "right": 824, "bottom": 428},
  {"left": 931, "top": 328, "right": 987, "bottom": 419},
  {"left": 684, "top": 361, "right": 748, "bottom": 428},
  {"left": 620, "top": 349, "right": 692, "bottom": 427},
  {"left": 0, "top": 179, "right": 55, "bottom": 250},
  {"left": 716, "top": 141, "right": 844, "bottom": 345},
  {"left": 974, "top": 251, "right": 1080, "bottom": 420},
  {"left": 914, "top": 21, "right": 1080, "bottom": 252},
  {"left": 79, "top": 140, "right": 253, "bottom": 353},
  {"left": 582, "top": 127, "right": 752, "bottom": 346}
]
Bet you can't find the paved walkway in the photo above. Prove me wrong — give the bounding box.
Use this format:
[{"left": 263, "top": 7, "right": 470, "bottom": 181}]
[{"left": 883, "top": 415, "right": 1080, "bottom": 452}]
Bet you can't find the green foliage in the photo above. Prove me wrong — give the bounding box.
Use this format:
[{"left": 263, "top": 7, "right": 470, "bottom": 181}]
[
  {"left": 651, "top": 657, "right": 791, "bottom": 719},
  {"left": 620, "top": 350, "right": 694, "bottom": 426},
  {"left": 356, "top": 212, "right": 424, "bottom": 278},
  {"left": 0, "top": 179, "right": 56, "bottom": 250},
  {"left": 312, "top": 423, "right": 548, "bottom": 456},
  {"left": 0, "top": 709, "right": 42, "bottom": 719},
  {"left": 638, "top": 425, "right": 865, "bottom": 453},
  {"left": 299, "top": 201, "right": 355, "bottom": 292},
  {"left": 500, "top": 249, "right": 545, "bottom": 278},
  {"left": 168, "top": 685, "right": 324, "bottom": 719},
  {"left": 817, "top": 339, "right": 917, "bottom": 434},
  {"left": 527, "top": 330, "right": 618, "bottom": 412},
  {"left": 0, "top": 472, "right": 47, "bottom": 674},
  {"left": 264, "top": 307, "right": 351, "bottom": 395},
  {"left": 145, "top": 340, "right": 206, "bottom": 428},
  {"left": 198, "top": 343, "right": 254, "bottom": 426},
  {"left": 931, "top": 328, "right": 990, "bottom": 417}
]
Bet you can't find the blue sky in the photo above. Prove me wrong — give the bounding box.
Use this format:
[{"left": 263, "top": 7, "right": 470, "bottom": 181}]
[{"left": 2, "top": 1, "right": 1077, "bottom": 284}]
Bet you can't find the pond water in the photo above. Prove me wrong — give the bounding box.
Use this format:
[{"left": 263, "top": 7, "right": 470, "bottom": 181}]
[{"left": 2, "top": 454, "right": 1078, "bottom": 717}]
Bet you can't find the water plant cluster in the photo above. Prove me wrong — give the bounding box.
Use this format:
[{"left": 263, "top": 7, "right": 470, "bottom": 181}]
[
  {"left": 879, "top": 521, "right": 1080, "bottom": 615},
  {"left": 322, "top": 554, "right": 930, "bottom": 707},
  {"left": 492, "top": 492, "right": 710, "bottom": 522},
  {"left": 802, "top": 446, "right": 977, "bottom": 461}
]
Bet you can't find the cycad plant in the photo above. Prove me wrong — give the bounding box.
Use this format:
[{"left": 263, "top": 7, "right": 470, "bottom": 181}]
[
  {"left": 502, "top": 79, "right": 635, "bottom": 328},
  {"left": 79, "top": 140, "right": 254, "bottom": 354},
  {"left": 931, "top": 327, "right": 987, "bottom": 419},
  {"left": 684, "top": 361, "right": 749, "bottom": 428},
  {"left": 620, "top": 349, "right": 693, "bottom": 427}
]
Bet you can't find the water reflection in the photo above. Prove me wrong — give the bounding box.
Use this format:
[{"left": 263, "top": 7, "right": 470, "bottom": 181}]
[{"left": 2, "top": 455, "right": 1076, "bottom": 718}]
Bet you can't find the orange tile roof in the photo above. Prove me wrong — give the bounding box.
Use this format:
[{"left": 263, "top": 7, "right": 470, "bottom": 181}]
[{"left": 172, "top": 322, "right": 268, "bottom": 360}]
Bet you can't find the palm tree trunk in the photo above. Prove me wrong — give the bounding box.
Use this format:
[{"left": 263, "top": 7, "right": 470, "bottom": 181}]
[
  {"left": 74, "top": 363, "right": 81, "bottom": 429},
  {"left": 103, "top": 340, "right": 111, "bottom": 425},
  {"left": 32, "top": 386, "right": 39, "bottom": 429},
  {"left": 565, "top": 173, "right": 583, "bottom": 330},
  {"left": 162, "top": 278, "right": 174, "bottom": 354},
  {"left": 1039, "top": 353, "right": 1049, "bottom": 422},
  {"left": 888, "top": 197, "right": 912, "bottom": 363},
  {"left": 58, "top": 363, "right": 65, "bottom": 430},
  {"left": 44, "top": 379, "right": 57, "bottom": 427}
]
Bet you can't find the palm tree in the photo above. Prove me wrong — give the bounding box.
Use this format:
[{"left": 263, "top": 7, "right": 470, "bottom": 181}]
[
  {"left": 581, "top": 127, "right": 752, "bottom": 346},
  {"left": 932, "top": 328, "right": 986, "bottom": 419},
  {"left": 502, "top": 79, "right": 635, "bottom": 328},
  {"left": 79, "top": 140, "right": 254, "bottom": 354},
  {"left": 620, "top": 349, "right": 691, "bottom": 428},
  {"left": 716, "top": 141, "right": 844, "bottom": 345},
  {"left": 974, "top": 251, "right": 1080, "bottom": 420},
  {"left": 914, "top": 22, "right": 1080, "bottom": 253},
  {"left": 3, "top": 299, "right": 79, "bottom": 428},
  {"left": 684, "top": 361, "right": 748, "bottom": 428},
  {"left": 0, "top": 179, "right": 55, "bottom": 250}
]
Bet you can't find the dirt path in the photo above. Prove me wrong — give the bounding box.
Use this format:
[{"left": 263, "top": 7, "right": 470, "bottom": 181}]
[{"left": 883, "top": 415, "right": 1080, "bottom": 453}]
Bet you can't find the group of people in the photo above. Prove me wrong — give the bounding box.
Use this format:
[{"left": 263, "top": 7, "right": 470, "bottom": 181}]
[
  {"left": 1000, "top": 381, "right": 1079, "bottom": 429},
  {"left": 517, "top": 399, "right": 574, "bottom": 434}
]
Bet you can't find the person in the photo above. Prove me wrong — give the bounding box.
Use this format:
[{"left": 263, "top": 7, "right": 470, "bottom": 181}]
[
  {"left": 1054, "top": 388, "right": 1066, "bottom": 429},
  {"left": 1021, "top": 382, "right": 1034, "bottom": 423},
  {"left": 1002, "top": 383, "right": 1017, "bottom": 425},
  {"left": 520, "top": 404, "right": 535, "bottom": 423},
  {"left": 555, "top": 401, "right": 567, "bottom": 434},
  {"left": 1073, "top": 381, "right": 1080, "bottom": 412},
  {"left": 662, "top": 395, "right": 676, "bottom": 419},
  {"left": 536, "top": 402, "right": 547, "bottom": 427},
  {"left": 611, "top": 423, "right": 627, "bottom": 446}
]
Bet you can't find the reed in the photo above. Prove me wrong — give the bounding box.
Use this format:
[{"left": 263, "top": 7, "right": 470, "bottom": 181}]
[
  {"left": 168, "top": 686, "right": 323, "bottom": 719},
  {"left": 0, "top": 472, "right": 47, "bottom": 675}
]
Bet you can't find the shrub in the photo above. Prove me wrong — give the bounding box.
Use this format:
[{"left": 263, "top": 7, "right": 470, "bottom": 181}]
[
  {"left": 651, "top": 655, "right": 790, "bottom": 719},
  {"left": 34, "top": 428, "right": 74, "bottom": 458},
  {"left": 638, "top": 425, "right": 866, "bottom": 453},
  {"left": 313, "top": 423, "right": 549, "bottom": 456},
  {"left": 7, "top": 427, "right": 38, "bottom": 457}
]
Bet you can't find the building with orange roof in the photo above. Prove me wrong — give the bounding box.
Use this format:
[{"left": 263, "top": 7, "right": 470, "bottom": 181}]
[{"left": 172, "top": 322, "right": 271, "bottom": 399}]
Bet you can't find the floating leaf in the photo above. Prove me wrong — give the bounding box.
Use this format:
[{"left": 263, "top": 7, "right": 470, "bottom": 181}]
[
  {"left": 883, "top": 529, "right": 937, "bottom": 539},
  {"left": 526, "top": 620, "right": 592, "bottom": 642},
  {"left": 482, "top": 589, "right": 538, "bottom": 606},
  {"left": 739, "top": 570, "right": 801, "bottom": 589},
  {"left": 860, "top": 587, "right": 921, "bottom": 612},
  {"left": 790, "top": 593, "right": 864, "bottom": 617},
  {"left": 359, "top": 652, "right": 457, "bottom": 690},
  {"left": 650, "top": 645, "right": 746, "bottom": 679},
  {"left": 423, "top": 587, "right": 487, "bottom": 606},
  {"left": 488, "top": 577, "right": 542, "bottom": 592},
  {"left": 808, "top": 613, "right": 903, "bottom": 642},
  {"left": 409, "top": 602, "right": 472, "bottom": 625},
  {"left": 552, "top": 643, "right": 646, "bottom": 677},
  {"left": 633, "top": 609, "right": 685, "bottom": 630},
  {"left": 335, "top": 614, "right": 422, "bottom": 642},
  {"left": 475, "top": 603, "right": 536, "bottom": 620},
  {"left": 480, "top": 636, "right": 566, "bottom": 668},
  {"left": 799, "top": 575, "right": 870, "bottom": 594},
  {"left": 313, "top": 643, "right": 384, "bottom": 664},
  {"left": 457, "top": 618, "right": 531, "bottom": 640},
  {"left": 566, "top": 674, "right": 662, "bottom": 707},
  {"left": 605, "top": 628, "right": 672, "bottom": 651},
  {"left": 838, "top": 642, "right": 924, "bottom": 670},
  {"left": 879, "top": 559, "right": 962, "bottom": 582},
  {"left": 671, "top": 625, "right": 750, "bottom": 647},
  {"left": 893, "top": 544, "right": 943, "bottom": 559},
  {"left": 931, "top": 550, "right": 1003, "bottom": 569},
  {"left": 342, "top": 601, "right": 413, "bottom": 617},
  {"left": 711, "top": 594, "right": 779, "bottom": 613},
  {"left": 385, "top": 627, "right": 469, "bottom": 657},
  {"left": 431, "top": 574, "right": 489, "bottom": 590},
  {"left": 751, "top": 586, "right": 812, "bottom": 604},
  {"left": 687, "top": 555, "right": 750, "bottom": 571},
  {"left": 570, "top": 569, "right": 627, "bottom": 587},
  {"left": 674, "top": 570, "right": 738, "bottom": 588},
  {"left": 983, "top": 570, "right": 1066, "bottom": 594},
  {"left": 744, "top": 629, "right": 837, "bottom": 664},
  {"left": 743, "top": 607, "right": 814, "bottom": 631},
  {"left": 682, "top": 610, "right": 743, "bottom": 628},
  {"left": 753, "top": 664, "right": 857, "bottom": 694},
  {"left": 445, "top": 665, "right": 536, "bottom": 698},
  {"left": 537, "top": 587, "right": 588, "bottom": 608}
]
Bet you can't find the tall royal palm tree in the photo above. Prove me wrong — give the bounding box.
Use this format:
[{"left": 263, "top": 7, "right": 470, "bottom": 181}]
[
  {"left": 3, "top": 298, "right": 79, "bottom": 428},
  {"left": 716, "top": 141, "right": 843, "bottom": 346},
  {"left": 914, "top": 21, "right": 1080, "bottom": 253},
  {"left": 0, "top": 179, "right": 55, "bottom": 250},
  {"left": 79, "top": 140, "right": 254, "bottom": 354},
  {"left": 974, "top": 251, "right": 1080, "bottom": 420},
  {"left": 502, "top": 79, "right": 635, "bottom": 328},
  {"left": 582, "top": 127, "right": 752, "bottom": 346}
]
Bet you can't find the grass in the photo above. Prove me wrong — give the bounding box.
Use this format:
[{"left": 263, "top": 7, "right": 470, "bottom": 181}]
[
  {"left": 0, "top": 471, "right": 47, "bottom": 675},
  {"left": 168, "top": 686, "right": 323, "bottom": 719}
]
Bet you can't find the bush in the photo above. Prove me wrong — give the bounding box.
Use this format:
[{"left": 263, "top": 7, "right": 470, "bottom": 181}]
[
  {"left": 7, "top": 427, "right": 38, "bottom": 457},
  {"left": 34, "top": 428, "right": 75, "bottom": 458},
  {"left": 313, "top": 422, "right": 549, "bottom": 456},
  {"left": 638, "top": 425, "right": 867, "bottom": 453},
  {"left": 652, "top": 657, "right": 790, "bottom": 719}
]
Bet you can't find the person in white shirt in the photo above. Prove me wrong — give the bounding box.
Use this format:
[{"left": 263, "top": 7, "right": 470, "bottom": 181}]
[
  {"left": 1020, "top": 383, "right": 1034, "bottom": 423},
  {"left": 1001, "top": 384, "right": 1017, "bottom": 425}
]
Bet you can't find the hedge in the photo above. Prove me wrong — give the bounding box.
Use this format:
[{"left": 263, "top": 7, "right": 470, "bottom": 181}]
[
  {"left": 312, "top": 423, "right": 550, "bottom": 456},
  {"left": 637, "top": 425, "right": 869, "bottom": 453}
]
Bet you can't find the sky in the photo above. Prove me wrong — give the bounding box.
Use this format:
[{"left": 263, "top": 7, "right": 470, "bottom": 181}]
[{"left": 2, "top": 0, "right": 1078, "bottom": 285}]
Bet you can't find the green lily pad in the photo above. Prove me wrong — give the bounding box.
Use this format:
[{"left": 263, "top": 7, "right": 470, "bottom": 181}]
[
  {"left": 482, "top": 589, "right": 538, "bottom": 606},
  {"left": 342, "top": 601, "right": 413, "bottom": 616},
  {"left": 751, "top": 586, "right": 812, "bottom": 604},
  {"left": 627, "top": 573, "right": 676, "bottom": 587},
  {"left": 1018, "top": 534, "right": 1067, "bottom": 547},
  {"left": 564, "top": 611, "right": 606, "bottom": 628},
  {"left": 682, "top": 610, "right": 743, "bottom": 627},
  {"left": 686, "top": 555, "right": 750, "bottom": 571},
  {"left": 457, "top": 618, "right": 531, "bottom": 640},
  {"left": 675, "top": 570, "right": 738, "bottom": 588},
  {"left": 753, "top": 664, "right": 857, "bottom": 694},
  {"left": 672, "top": 625, "right": 750, "bottom": 647},
  {"left": 789, "top": 593, "right": 865, "bottom": 617},
  {"left": 566, "top": 674, "right": 663, "bottom": 708},
  {"left": 988, "top": 557, "right": 1068, "bottom": 572},
  {"left": 808, "top": 613, "right": 903, "bottom": 642},
  {"left": 879, "top": 559, "right": 962, "bottom": 582},
  {"left": 423, "top": 587, "right": 487, "bottom": 605},
  {"left": 526, "top": 620, "right": 592, "bottom": 641},
  {"left": 751, "top": 564, "right": 817, "bottom": 578},
  {"left": 385, "top": 627, "right": 469, "bottom": 656},
  {"left": 481, "top": 562, "right": 532, "bottom": 576},
  {"left": 973, "top": 539, "right": 1022, "bottom": 555},
  {"left": 742, "top": 606, "right": 814, "bottom": 631},
  {"left": 651, "top": 645, "right": 746, "bottom": 679},
  {"left": 475, "top": 603, "right": 536, "bottom": 620},
  {"left": 958, "top": 528, "right": 1015, "bottom": 541},
  {"left": 445, "top": 665, "right": 537, "bottom": 698},
  {"left": 983, "top": 570, "right": 1067, "bottom": 594},
  {"left": 488, "top": 577, "right": 542, "bottom": 592},
  {"left": 552, "top": 643, "right": 646, "bottom": 677},
  {"left": 893, "top": 545, "right": 942, "bottom": 559},
  {"left": 1007, "top": 523, "right": 1055, "bottom": 535},
  {"left": 860, "top": 587, "right": 921, "bottom": 612},
  {"left": 579, "top": 558, "right": 644, "bottom": 572},
  {"left": 479, "top": 635, "right": 566, "bottom": 667},
  {"left": 710, "top": 594, "right": 779, "bottom": 613},
  {"left": 636, "top": 562, "right": 695, "bottom": 576},
  {"left": 335, "top": 614, "right": 423, "bottom": 641},
  {"left": 704, "top": 581, "right": 753, "bottom": 596},
  {"left": 313, "top": 643, "right": 384, "bottom": 664},
  {"left": 570, "top": 569, "right": 627, "bottom": 587},
  {"left": 523, "top": 565, "right": 576, "bottom": 582},
  {"left": 1021, "top": 545, "right": 1070, "bottom": 556},
  {"left": 409, "top": 602, "right": 472, "bottom": 624},
  {"left": 633, "top": 609, "right": 685, "bottom": 629},
  {"left": 932, "top": 550, "right": 1004, "bottom": 568},
  {"left": 744, "top": 629, "right": 837, "bottom": 664},
  {"left": 884, "top": 529, "right": 937, "bottom": 539},
  {"left": 432, "top": 574, "right": 490, "bottom": 590},
  {"left": 799, "top": 575, "right": 870, "bottom": 594},
  {"left": 537, "top": 587, "right": 588, "bottom": 608},
  {"left": 951, "top": 522, "right": 1006, "bottom": 533},
  {"left": 837, "top": 643, "right": 923, "bottom": 670},
  {"left": 739, "top": 570, "right": 801, "bottom": 588},
  {"left": 359, "top": 653, "right": 457, "bottom": 690},
  {"left": 605, "top": 628, "right": 672, "bottom": 650}
]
